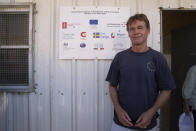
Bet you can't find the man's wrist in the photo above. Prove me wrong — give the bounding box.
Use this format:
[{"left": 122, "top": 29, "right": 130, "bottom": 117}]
[
  {"left": 149, "top": 107, "right": 157, "bottom": 115},
  {"left": 114, "top": 104, "right": 122, "bottom": 112}
]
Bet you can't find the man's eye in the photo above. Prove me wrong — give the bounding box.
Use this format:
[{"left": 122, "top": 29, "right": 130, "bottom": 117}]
[{"left": 129, "top": 28, "right": 134, "bottom": 31}]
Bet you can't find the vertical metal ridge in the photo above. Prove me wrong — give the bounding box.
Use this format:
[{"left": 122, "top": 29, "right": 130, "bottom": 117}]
[
  {"left": 159, "top": 0, "right": 163, "bottom": 7},
  {"left": 1, "top": 92, "right": 8, "bottom": 131},
  {"left": 136, "top": 0, "right": 143, "bottom": 13},
  {"left": 160, "top": 8, "right": 163, "bottom": 53},
  {"left": 71, "top": 59, "right": 77, "bottom": 131},
  {"left": 49, "top": 0, "right": 56, "bottom": 130},
  {"left": 10, "top": 0, "right": 15, "bottom": 4},
  {"left": 151, "top": 13, "right": 154, "bottom": 47},
  {"left": 114, "top": 0, "right": 117, "bottom": 6},
  {"left": 94, "top": 59, "right": 98, "bottom": 131},
  {"left": 29, "top": 2, "right": 35, "bottom": 131},
  {"left": 179, "top": 0, "right": 184, "bottom": 7},
  {"left": 7, "top": 93, "right": 13, "bottom": 131}
]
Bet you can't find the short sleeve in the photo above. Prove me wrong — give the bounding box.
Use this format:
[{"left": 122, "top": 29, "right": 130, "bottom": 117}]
[
  {"left": 106, "top": 54, "right": 120, "bottom": 87},
  {"left": 155, "top": 54, "right": 176, "bottom": 90}
]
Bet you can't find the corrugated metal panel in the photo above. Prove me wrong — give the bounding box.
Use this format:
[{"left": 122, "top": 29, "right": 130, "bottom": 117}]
[
  {"left": 76, "top": 60, "right": 97, "bottom": 131},
  {"left": 29, "top": 0, "right": 51, "bottom": 130},
  {"left": 98, "top": 60, "right": 113, "bottom": 131},
  {"left": 52, "top": 60, "right": 72, "bottom": 131},
  {"left": 1, "top": 0, "right": 191, "bottom": 131},
  {"left": 0, "top": 93, "right": 8, "bottom": 131},
  {"left": 12, "top": 94, "right": 29, "bottom": 131}
]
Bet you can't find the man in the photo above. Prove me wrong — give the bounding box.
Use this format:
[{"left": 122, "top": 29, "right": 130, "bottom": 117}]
[
  {"left": 182, "top": 65, "right": 196, "bottom": 129},
  {"left": 106, "top": 14, "right": 175, "bottom": 131}
]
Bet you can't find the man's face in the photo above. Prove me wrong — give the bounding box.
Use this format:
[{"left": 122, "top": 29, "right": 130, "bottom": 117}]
[{"left": 127, "top": 20, "right": 150, "bottom": 46}]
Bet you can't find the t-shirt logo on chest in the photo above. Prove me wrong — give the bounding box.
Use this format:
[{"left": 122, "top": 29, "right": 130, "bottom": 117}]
[{"left": 146, "top": 61, "right": 156, "bottom": 72}]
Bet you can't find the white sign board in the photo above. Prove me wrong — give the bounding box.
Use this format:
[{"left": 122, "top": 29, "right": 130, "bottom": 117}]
[{"left": 59, "top": 7, "right": 131, "bottom": 59}]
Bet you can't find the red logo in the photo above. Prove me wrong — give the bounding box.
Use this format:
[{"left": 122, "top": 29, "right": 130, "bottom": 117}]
[
  {"left": 62, "top": 22, "right": 67, "bottom": 29},
  {"left": 81, "top": 32, "right": 86, "bottom": 37},
  {"left": 111, "top": 33, "right": 115, "bottom": 38}
]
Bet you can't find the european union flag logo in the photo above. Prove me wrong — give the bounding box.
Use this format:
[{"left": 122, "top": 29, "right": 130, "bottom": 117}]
[{"left": 90, "top": 20, "right": 98, "bottom": 25}]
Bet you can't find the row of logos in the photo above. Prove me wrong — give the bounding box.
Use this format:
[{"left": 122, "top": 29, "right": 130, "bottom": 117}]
[
  {"left": 62, "top": 20, "right": 126, "bottom": 29},
  {"left": 63, "top": 42, "right": 105, "bottom": 50},
  {"left": 62, "top": 32, "right": 128, "bottom": 40}
]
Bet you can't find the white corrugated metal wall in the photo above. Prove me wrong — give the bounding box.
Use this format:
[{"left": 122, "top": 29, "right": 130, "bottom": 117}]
[{"left": 0, "top": 0, "right": 196, "bottom": 131}]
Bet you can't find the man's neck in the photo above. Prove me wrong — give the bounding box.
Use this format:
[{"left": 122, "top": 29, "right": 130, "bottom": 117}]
[{"left": 131, "top": 44, "right": 149, "bottom": 53}]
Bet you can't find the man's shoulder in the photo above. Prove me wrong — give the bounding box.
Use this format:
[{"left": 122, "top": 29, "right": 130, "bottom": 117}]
[
  {"left": 149, "top": 48, "right": 162, "bottom": 55},
  {"left": 149, "top": 48, "right": 165, "bottom": 59},
  {"left": 115, "top": 48, "right": 130, "bottom": 58}
]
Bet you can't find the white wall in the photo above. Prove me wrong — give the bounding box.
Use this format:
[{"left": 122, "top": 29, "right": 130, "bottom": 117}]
[{"left": 1, "top": 0, "right": 196, "bottom": 131}]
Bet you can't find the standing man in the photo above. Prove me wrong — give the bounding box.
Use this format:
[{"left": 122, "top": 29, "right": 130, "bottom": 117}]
[{"left": 106, "top": 14, "right": 175, "bottom": 131}]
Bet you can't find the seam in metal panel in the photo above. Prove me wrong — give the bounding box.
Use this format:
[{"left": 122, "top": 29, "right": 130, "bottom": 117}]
[
  {"left": 179, "top": 0, "right": 184, "bottom": 7},
  {"left": 114, "top": 0, "right": 117, "bottom": 6},
  {"left": 114, "top": 0, "right": 120, "bottom": 7},
  {"left": 49, "top": 0, "right": 56, "bottom": 131},
  {"left": 159, "top": 0, "right": 164, "bottom": 7},
  {"left": 136, "top": 0, "right": 143, "bottom": 13},
  {"left": 10, "top": 0, "right": 15, "bottom": 4},
  {"left": 29, "top": 3, "right": 35, "bottom": 130},
  {"left": 151, "top": 13, "right": 154, "bottom": 48},
  {"left": 1, "top": 92, "right": 8, "bottom": 131},
  {"left": 7, "top": 93, "right": 13, "bottom": 131},
  {"left": 118, "top": 0, "right": 121, "bottom": 7},
  {"left": 94, "top": 59, "right": 98, "bottom": 131},
  {"left": 71, "top": 59, "right": 77, "bottom": 131},
  {"left": 160, "top": 8, "right": 163, "bottom": 52}
]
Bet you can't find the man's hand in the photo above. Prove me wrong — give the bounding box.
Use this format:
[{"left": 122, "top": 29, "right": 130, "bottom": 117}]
[
  {"left": 116, "top": 106, "right": 133, "bottom": 127},
  {"left": 134, "top": 90, "right": 171, "bottom": 128},
  {"left": 108, "top": 85, "right": 133, "bottom": 127},
  {"left": 183, "top": 99, "right": 190, "bottom": 115},
  {"left": 135, "top": 108, "right": 155, "bottom": 128}
]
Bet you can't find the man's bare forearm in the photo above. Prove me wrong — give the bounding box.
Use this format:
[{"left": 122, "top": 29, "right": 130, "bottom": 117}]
[
  {"left": 150, "top": 90, "right": 171, "bottom": 113},
  {"left": 108, "top": 85, "right": 133, "bottom": 126},
  {"left": 108, "top": 85, "right": 121, "bottom": 110}
]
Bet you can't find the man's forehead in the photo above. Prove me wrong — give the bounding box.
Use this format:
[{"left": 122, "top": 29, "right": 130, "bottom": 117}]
[{"left": 128, "top": 20, "right": 145, "bottom": 27}]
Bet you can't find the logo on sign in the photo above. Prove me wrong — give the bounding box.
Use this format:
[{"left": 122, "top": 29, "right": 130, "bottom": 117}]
[
  {"left": 62, "top": 22, "right": 80, "bottom": 29},
  {"left": 93, "top": 43, "right": 104, "bottom": 50},
  {"left": 62, "top": 22, "right": 67, "bottom": 29},
  {"left": 89, "top": 19, "right": 98, "bottom": 25},
  {"left": 80, "top": 43, "right": 86, "bottom": 48},
  {"left": 117, "top": 33, "right": 128, "bottom": 38},
  {"left": 81, "top": 32, "right": 86, "bottom": 37},
  {"left": 111, "top": 33, "right": 115, "bottom": 38},
  {"left": 63, "top": 42, "right": 68, "bottom": 48},
  {"left": 93, "top": 32, "right": 100, "bottom": 38},
  {"left": 93, "top": 32, "right": 109, "bottom": 39},
  {"left": 121, "top": 22, "right": 126, "bottom": 28}
]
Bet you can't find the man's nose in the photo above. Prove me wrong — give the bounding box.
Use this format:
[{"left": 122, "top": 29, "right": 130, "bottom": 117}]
[{"left": 134, "top": 29, "right": 139, "bottom": 34}]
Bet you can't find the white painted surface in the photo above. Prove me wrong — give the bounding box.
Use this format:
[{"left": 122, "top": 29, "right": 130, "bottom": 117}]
[{"left": 1, "top": 0, "right": 192, "bottom": 131}]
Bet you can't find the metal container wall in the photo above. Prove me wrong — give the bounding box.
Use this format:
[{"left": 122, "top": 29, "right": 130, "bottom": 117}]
[{"left": 0, "top": 0, "right": 196, "bottom": 131}]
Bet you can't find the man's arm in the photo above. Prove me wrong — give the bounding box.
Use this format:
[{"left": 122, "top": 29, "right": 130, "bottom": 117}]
[
  {"left": 183, "top": 99, "right": 190, "bottom": 115},
  {"left": 108, "top": 85, "right": 133, "bottom": 127},
  {"left": 135, "top": 90, "right": 171, "bottom": 128}
]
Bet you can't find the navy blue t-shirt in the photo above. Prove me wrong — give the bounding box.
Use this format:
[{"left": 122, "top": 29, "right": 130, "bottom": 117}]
[{"left": 106, "top": 47, "right": 175, "bottom": 130}]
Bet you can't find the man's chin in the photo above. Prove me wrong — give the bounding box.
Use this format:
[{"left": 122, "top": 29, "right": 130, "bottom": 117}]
[{"left": 132, "top": 42, "right": 143, "bottom": 46}]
